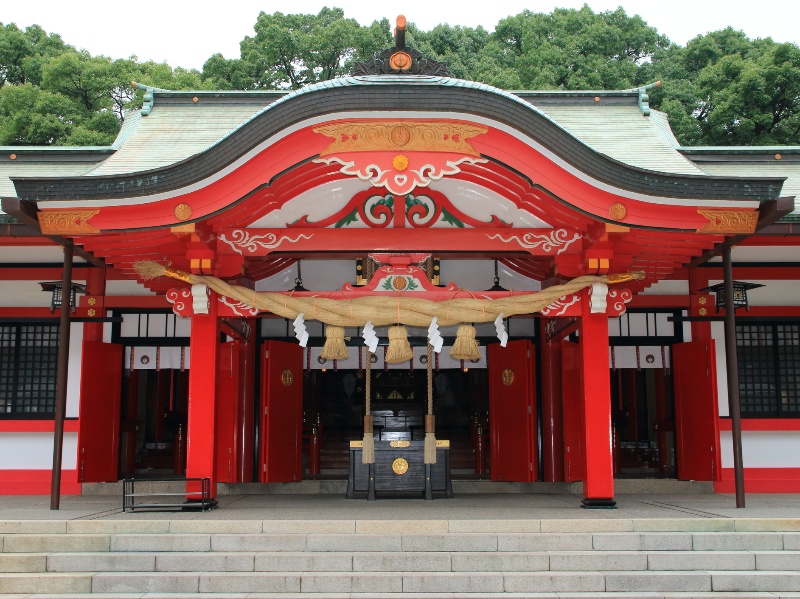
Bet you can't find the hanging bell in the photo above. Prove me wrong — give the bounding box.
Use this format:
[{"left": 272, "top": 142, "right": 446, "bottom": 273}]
[
  {"left": 385, "top": 325, "right": 413, "bottom": 363},
  {"left": 320, "top": 325, "right": 349, "bottom": 361},
  {"left": 450, "top": 323, "right": 480, "bottom": 361}
]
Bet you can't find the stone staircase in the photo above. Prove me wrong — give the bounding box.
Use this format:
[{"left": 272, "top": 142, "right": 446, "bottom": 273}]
[{"left": 2, "top": 518, "right": 800, "bottom": 597}]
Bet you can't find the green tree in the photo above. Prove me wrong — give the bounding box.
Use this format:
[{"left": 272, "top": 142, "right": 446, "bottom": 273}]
[
  {"left": 491, "top": 6, "right": 670, "bottom": 90},
  {"left": 0, "top": 83, "right": 84, "bottom": 145},
  {"left": 205, "top": 7, "right": 389, "bottom": 89},
  {"left": 0, "top": 22, "right": 70, "bottom": 88},
  {"left": 651, "top": 29, "right": 800, "bottom": 145}
]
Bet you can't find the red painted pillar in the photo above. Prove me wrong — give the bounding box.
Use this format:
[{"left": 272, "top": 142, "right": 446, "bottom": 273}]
[
  {"left": 580, "top": 287, "right": 616, "bottom": 508},
  {"left": 539, "top": 319, "right": 564, "bottom": 482},
  {"left": 83, "top": 268, "right": 107, "bottom": 342},
  {"left": 186, "top": 291, "right": 220, "bottom": 501},
  {"left": 237, "top": 319, "right": 257, "bottom": 482}
]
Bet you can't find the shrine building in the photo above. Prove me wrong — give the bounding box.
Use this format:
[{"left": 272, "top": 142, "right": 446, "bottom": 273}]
[{"left": 1, "top": 20, "right": 799, "bottom": 507}]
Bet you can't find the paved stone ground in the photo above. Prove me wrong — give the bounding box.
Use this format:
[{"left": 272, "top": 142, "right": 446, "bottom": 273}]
[{"left": 2, "top": 492, "right": 800, "bottom": 521}]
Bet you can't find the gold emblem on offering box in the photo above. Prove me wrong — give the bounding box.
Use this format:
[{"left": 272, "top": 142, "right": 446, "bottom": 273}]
[
  {"left": 392, "top": 457, "right": 409, "bottom": 475},
  {"left": 390, "top": 440, "right": 411, "bottom": 448},
  {"left": 502, "top": 368, "right": 514, "bottom": 386},
  {"left": 281, "top": 369, "right": 294, "bottom": 387}
]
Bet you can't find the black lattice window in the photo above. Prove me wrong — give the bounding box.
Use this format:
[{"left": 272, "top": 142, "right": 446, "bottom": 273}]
[
  {"left": 0, "top": 324, "right": 59, "bottom": 417},
  {"left": 737, "top": 322, "right": 800, "bottom": 417}
]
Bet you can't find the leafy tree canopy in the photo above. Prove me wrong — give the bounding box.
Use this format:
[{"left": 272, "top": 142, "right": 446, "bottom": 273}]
[{"left": 1, "top": 7, "right": 799, "bottom": 147}]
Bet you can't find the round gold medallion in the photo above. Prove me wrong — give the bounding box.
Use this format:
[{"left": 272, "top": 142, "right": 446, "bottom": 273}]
[
  {"left": 88, "top": 297, "right": 97, "bottom": 306},
  {"left": 392, "top": 457, "right": 409, "bottom": 475},
  {"left": 502, "top": 368, "right": 514, "bottom": 386},
  {"left": 389, "top": 51, "right": 412, "bottom": 70},
  {"left": 392, "top": 276, "right": 408, "bottom": 291},
  {"left": 609, "top": 202, "right": 627, "bottom": 221},
  {"left": 389, "top": 125, "right": 411, "bottom": 146},
  {"left": 174, "top": 203, "right": 192, "bottom": 221},
  {"left": 281, "top": 369, "right": 294, "bottom": 387}
]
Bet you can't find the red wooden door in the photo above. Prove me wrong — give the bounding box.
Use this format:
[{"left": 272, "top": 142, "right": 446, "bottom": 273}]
[
  {"left": 561, "top": 339, "right": 584, "bottom": 481},
  {"left": 488, "top": 339, "right": 536, "bottom": 482},
  {"left": 216, "top": 341, "right": 242, "bottom": 483},
  {"left": 673, "top": 340, "right": 721, "bottom": 481},
  {"left": 259, "top": 340, "right": 303, "bottom": 482},
  {"left": 78, "top": 341, "right": 123, "bottom": 482}
]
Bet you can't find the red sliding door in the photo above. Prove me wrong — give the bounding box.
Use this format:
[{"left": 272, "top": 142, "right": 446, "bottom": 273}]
[
  {"left": 78, "top": 341, "right": 123, "bottom": 482},
  {"left": 488, "top": 339, "right": 537, "bottom": 482},
  {"left": 258, "top": 341, "right": 303, "bottom": 482}
]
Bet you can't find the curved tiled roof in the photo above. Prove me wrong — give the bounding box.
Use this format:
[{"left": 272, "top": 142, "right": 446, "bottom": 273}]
[{"left": 7, "top": 76, "right": 786, "bottom": 204}]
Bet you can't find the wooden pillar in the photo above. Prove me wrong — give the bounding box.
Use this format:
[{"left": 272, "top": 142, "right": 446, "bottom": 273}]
[
  {"left": 539, "top": 320, "right": 564, "bottom": 482},
  {"left": 722, "top": 246, "right": 746, "bottom": 508},
  {"left": 579, "top": 287, "right": 616, "bottom": 508},
  {"left": 50, "top": 243, "right": 74, "bottom": 510},
  {"left": 186, "top": 290, "right": 220, "bottom": 500}
]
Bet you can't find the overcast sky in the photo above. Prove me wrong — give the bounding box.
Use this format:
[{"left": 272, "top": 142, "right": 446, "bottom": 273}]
[{"left": 3, "top": 1, "right": 797, "bottom": 71}]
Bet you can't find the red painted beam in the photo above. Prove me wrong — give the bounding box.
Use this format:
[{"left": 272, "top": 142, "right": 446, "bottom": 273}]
[{"left": 217, "top": 228, "right": 584, "bottom": 257}]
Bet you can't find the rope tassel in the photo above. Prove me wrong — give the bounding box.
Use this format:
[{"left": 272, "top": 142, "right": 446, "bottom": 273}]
[
  {"left": 320, "top": 325, "right": 348, "bottom": 360},
  {"left": 385, "top": 325, "right": 413, "bottom": 363},
  {"left": 450, "top": 323, "right": 480, "bottom": 361}
]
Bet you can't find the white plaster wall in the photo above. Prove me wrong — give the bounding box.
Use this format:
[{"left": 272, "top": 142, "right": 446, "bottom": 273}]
[
  {"left": 0, "top": 432, "right": 77, "bottom": 469},
  {"left": 709, "top": 246, "right": 800, "bottom": 263},
  {"left": 67, "top": 324, "right": 83, "bottom": 418},
  {"left": 720, "top": 430, "right": 800, "bottom": 468},
  {"left": 642, "top": 279, "right": 689, "bottom": 296},
  {"left": 711, "top": 321, "right": 730, "bottom": 417},
  {"left": 106, "top": 279, "right": 156, "bottom": 296},
  {"left": 0, "top": 280, "right": 54, "bottom": 307},
  {"left": 0, "top": 246, "right": 87, "bottom": 264}
]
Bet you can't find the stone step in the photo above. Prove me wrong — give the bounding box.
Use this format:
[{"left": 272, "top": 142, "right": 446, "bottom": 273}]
[
  {"left": 33, "top": 550, "right": 800, "bottom": 573},
  {"left": 3, "top": 570, "right": 800, "bottom": 595},
  {"left": 3, "top": 531, "right": 797, "bottom": 553},
  {"left": 0, "top": 594, "right": 795, "bottom": 599},
  {"left": 4, "top": 517, "right": 800, "bottom": 535}
]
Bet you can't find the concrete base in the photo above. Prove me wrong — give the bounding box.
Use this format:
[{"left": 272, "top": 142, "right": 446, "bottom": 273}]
[{"left": 83, "top": 478, "right": 714, "bottom": 497}]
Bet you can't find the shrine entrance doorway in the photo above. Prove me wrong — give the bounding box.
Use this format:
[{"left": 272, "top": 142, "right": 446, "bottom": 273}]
[{"left": 302, "top": 367, "right": 489, "bottom": 476}]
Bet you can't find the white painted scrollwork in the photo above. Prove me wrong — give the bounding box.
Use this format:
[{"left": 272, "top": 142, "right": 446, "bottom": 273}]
[
  {"left": 541, "top": 294, "right": 581, "bottom": 317},
  {"left": 218, "top": 230, "right": 313, "bottom": 255},
  {"left": 487, "top": 229, "right": 581, "bottom": 255},
  {"left": 166, "top": 288, "right": 191, "bottom": 314},
  {"left": 220, "top": 295, "right": 259, "bottom": 316},
  {"left": 609, "top": 288, "right": 633, "bottom": 314}
]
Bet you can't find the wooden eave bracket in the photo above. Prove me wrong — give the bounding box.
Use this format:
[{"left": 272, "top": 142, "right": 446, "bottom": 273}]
[
  {"left": 0, "top": 196, "right": 106, "bottom": 267},
  {"left": 688, "top": 196, "right": 795, "bottom": 268}
]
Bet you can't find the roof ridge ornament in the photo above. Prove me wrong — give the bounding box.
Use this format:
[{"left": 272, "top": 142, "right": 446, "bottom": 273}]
[
  {"left": 131, "top": 81, "right": 168, "bottom": 116},
  {"left": 623, "top": 80, "right": 661, "bottom": 116},
  {"left": 351, "top": 15, "right": 449, "bottom": 77}
]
